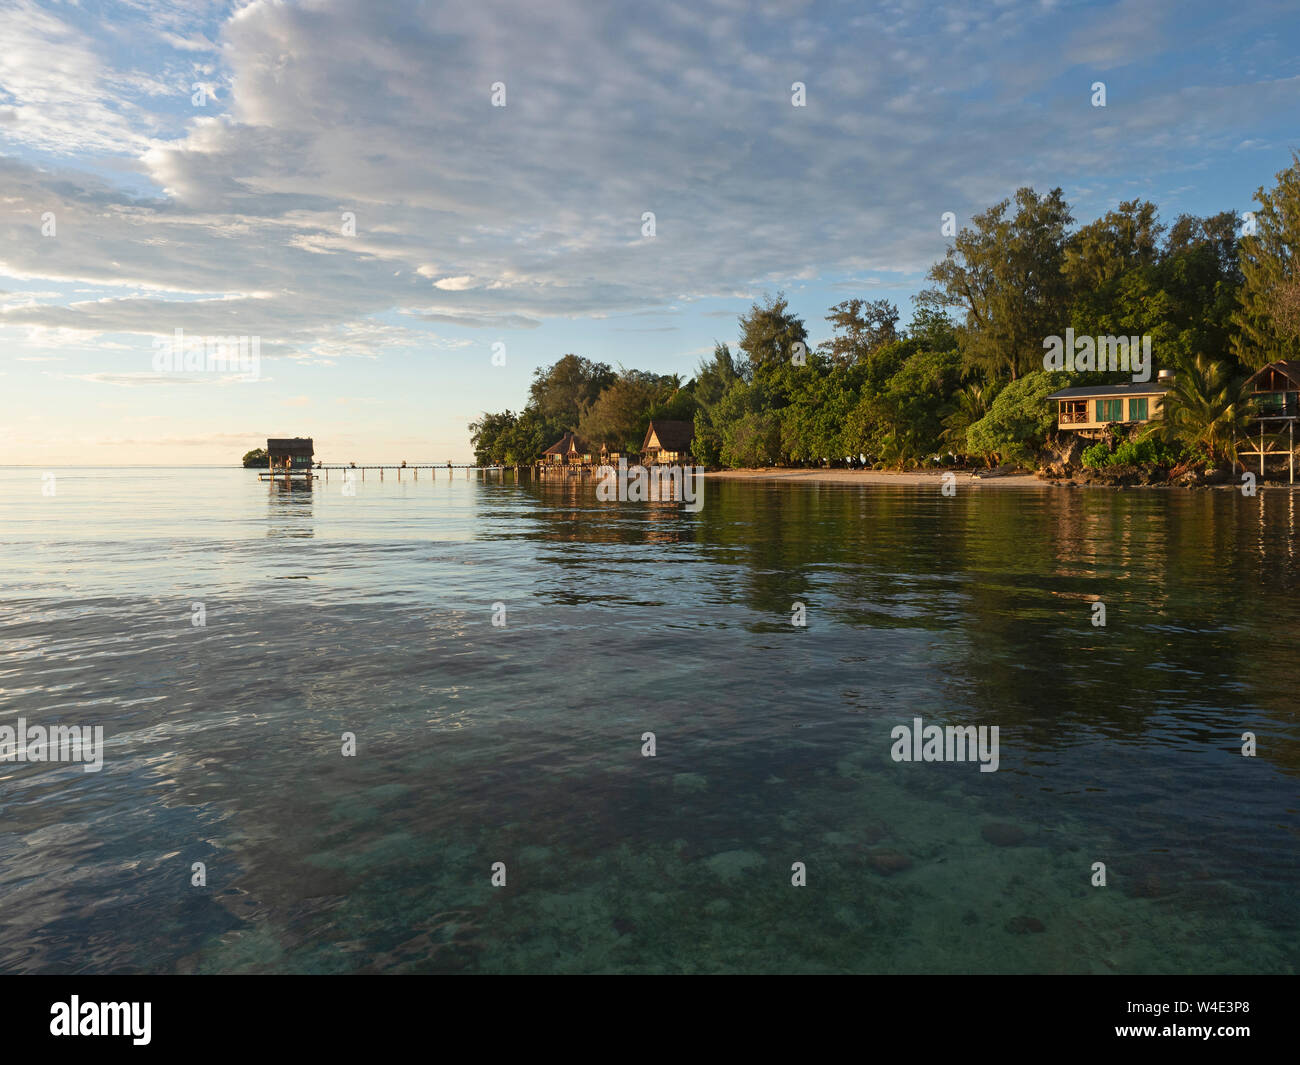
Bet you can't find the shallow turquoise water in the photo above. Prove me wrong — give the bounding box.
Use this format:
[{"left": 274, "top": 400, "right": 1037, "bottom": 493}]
[{"left": 1, "top": 468, "right": 1297, "bottom": 973}]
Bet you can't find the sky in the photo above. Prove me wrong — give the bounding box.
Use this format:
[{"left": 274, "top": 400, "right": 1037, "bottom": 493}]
[{"left": 1, "top": 0, "right": 1299, "bottom": 465}]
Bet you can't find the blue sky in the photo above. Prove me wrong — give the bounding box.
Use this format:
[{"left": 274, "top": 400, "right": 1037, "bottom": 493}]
[{"left": 1, "top": 0, "right": 1298, "bottom": 464}]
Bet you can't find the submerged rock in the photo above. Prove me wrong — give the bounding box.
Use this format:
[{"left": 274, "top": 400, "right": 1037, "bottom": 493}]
[
  {"left": 1005, "top": 915, "right": 1046, "bottom": 934},
  {"left": 867, "top": 849, "right": 912, "bottom": 875},
  {"left": 704, "top": 849, "right": 763, "bottom": 880},
  {"left": 861, "top": 819, "right": 889, "bottom": 844}
]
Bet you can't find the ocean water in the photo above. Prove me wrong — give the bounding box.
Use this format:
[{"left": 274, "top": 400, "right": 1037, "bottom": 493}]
[{"left": 1, "top": 466, "right": 1297, "bottom": 974}]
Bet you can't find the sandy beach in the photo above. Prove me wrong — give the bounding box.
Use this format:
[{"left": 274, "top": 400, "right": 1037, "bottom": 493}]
[{"left": 702, "top": 467, "right": 1045, "bottom": 487}]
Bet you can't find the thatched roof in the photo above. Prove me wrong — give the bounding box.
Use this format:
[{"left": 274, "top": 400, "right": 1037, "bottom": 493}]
[
  {"left": 267, "top": 437, "right": 314, "bottom": 456},
  {"left": 542, "top": 431, "right": 589, "bottom": 456},
  {"left": 641, "top": 420, "right": 694, "bottom": 453}
]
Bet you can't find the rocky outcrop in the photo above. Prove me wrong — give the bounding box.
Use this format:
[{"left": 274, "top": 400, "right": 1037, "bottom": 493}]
[{"left": 1038, "top": 433, "right": 1085, "bottom": 478}]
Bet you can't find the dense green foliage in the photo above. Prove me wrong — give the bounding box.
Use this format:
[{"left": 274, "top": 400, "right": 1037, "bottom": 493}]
[
  {"left": 241, "top": 448, "right": 267, "bottom": 468},
  {"left": 1081, "top": 436, "right": 1182, "bottom": 470},
  {"left": 967, "top": 372, "right": 1088, "bottom": 466},
  {"left": 1233, "top": 152, "right": 1300, "bottom": 368},
  {"left": 470, "top": 158, "right": 1300, "bottom": 470},
  {"left": 1147, "top": 353, "right": 1254, "bottom": 465}
]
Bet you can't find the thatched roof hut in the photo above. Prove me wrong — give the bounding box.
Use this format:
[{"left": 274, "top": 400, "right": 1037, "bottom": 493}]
[
  {"left": 641, "top": 420, "right": 694, "bottom": 464},
  {"left": 541, "top": 432, "right": 591, "bottom": 464},
  {"left": 267, "top": 437, "right": 314, "bottom": 469}
]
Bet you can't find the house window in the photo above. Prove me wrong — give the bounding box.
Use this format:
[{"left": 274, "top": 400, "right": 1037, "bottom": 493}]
[
  {"left": 1256, "top": 391, "right": 1287, "bottom": 416},
  {"left": 1096, "top": 399, "right": 1122, "bottom": 422},
  {"left": 1060, "top": 401, "right": 1087, "bottom": 424},
  {"left": 1129, "top": 397, "right": 1148, "bottom": 421}
]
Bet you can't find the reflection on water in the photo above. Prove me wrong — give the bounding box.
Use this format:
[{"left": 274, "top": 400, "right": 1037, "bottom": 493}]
[
  {"left": 0, "top": 468, "right": 1297, "bottom": 973},
  {"left": 267, "top": 476, "right": 315, "bottom": 539}
]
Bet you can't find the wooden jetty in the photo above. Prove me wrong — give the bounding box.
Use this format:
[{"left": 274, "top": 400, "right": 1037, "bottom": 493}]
[
  {"left": 260, "top": 462, "right": 624, "bottom": 483},
  {"left": 262, "top": 463, "right": 559, "bottom": 482},
  {"left": 256, "top": 432, "right": 670, "bottom": 483}
]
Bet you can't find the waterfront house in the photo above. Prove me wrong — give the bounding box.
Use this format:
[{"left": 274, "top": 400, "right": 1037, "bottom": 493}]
[
  {"left": 542, "top": 431, "right": 592, "bottom": 465},
  {"left": 641, "top": 420, "right": 694, "bottom": 464},
  {"left": 267, "top": 437, "right": 314, "bottom": 472},
  {"left": 1046, "top": 380, "right": 1171, "bottom": 439},
  {"left": 1239, "top": 361, "right": 1300, "bottom": 481},
  {"left": 598, "top": 442, "right": 635, "bottom": 466}
]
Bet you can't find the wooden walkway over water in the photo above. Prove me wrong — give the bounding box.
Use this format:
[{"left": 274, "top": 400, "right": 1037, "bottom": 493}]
[{"left": 259, "top": 463, "right": 612, "bottom": 482}]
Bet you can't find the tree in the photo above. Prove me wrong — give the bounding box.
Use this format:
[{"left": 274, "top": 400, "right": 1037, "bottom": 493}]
[
  {"left": 469, "top": 410, "right": 519, "bottom": 465},
  {"left": 694, "top": 343, "right": 742, "bottom": 405},
  {"left": 1233, "top": 153, "right": 1300, "bottom": 368},
  {"left": 847, "top": 348, "right": 961, "bottom": 466},
  {"left": 1062, "top": 200, "right": 1163, "bottom": 291},
  {"left": 722, "top": 410, "right": 782, "bottom": 468},
  {"left": 526, "top": 354, "right": 616, "bottom": 428},
  {"left": 1067, "top": 208, "right": 1241, "bottom": 375},
  {"left": 966, "top": 371, "right": 1087, "bottom": 466},
  {"left": 710, "top": 378, "right": 783, "bottom": 467},
  {"left": 736, "top": 293, "right": 809, "bottom": 377},
  {"left": 927, "top": 187, "right": 1074, "bottom": 380},
  {"left": 691, "top": 344, "right": 741, "bottom": 466},
  {"left": 941, "top": 383, "right": 994, "bottom": 458},
  {"left": 905, "top": 293, "right": 958, "bottom": 351},
  {"left": 1152, "top": 354, "right": 1252, "bottom": 466},
  {"left": 577, "top": 370, "right": 693, "bottom": 452},
  {"left": 241, "top": 447, "right": 267, "bottom": 468},
  {"left": 780, "top": 354, "right": 861, "bottom": 464},
  {"left": 1273, "top": 279, "right": 1300, "bottom": 341},
  {"left": 577, "top": 371, "right": 659, "bottom": 451},
  {"left": 821, "top": 299, "right": 899, "bottom": 366},
  {"left": 499, "top": 410, "right": 551, "bottom": 463}
]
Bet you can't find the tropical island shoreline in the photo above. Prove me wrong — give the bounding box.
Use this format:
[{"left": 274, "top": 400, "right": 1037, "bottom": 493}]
[
  {"left": 468, "top": 159, "right": 1300, "bottom": 494},
  {"left": 703, "top": 467, "right": 1042, "bottom": 487},
  {"left": 701, "top": 466, "right": 1290, "bottom": 489}
]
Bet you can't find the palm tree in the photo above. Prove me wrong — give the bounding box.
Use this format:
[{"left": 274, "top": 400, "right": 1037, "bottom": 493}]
[
  {"left": 940, "top": 382, "right": 992, "bottom": 457},
  {"left": 1151, "top": 355, "right": 1253, "bottom": 466}
]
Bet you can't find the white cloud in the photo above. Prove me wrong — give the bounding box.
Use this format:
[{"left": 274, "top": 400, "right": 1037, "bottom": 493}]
[
  {"left": 0, "top": 0, "right": 1296, "bottom": 367},
  {"left": 433, "top": 276, "right": 480, "bottom": 291}
]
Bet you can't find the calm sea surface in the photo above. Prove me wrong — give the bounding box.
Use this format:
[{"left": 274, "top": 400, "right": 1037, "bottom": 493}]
[{"left": 1, "top": 467, "right": 1297, "bottom": 973}]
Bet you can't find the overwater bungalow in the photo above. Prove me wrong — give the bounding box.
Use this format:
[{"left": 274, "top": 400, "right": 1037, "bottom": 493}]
[
  {"left": 598, "top": 442, "right": 636, "bottom": 466},
  {"left": 266, "top": 437, "right": 314, "bottom": 475},
  {"left": 1046, "top": 377, "right": 1172, "bottom": 439},
  {"left": 641, "top": 420, "right": 694, "bottom": 464},
  {"left": 541, "top": 431, "right": 592, "bottom": 466},
  {"left": 1240, "top": 361, "right": 1300, "bottom": 481}
]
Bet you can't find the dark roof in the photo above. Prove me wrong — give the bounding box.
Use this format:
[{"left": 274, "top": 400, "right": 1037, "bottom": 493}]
[
  {"left": 1046, "top": 384, "right": 1171, "bottom": 400},
  {"left": 542, "top": 431, "right": 589, "bottom": 456},
  {"left": 267, "top": 437, "right": 314, "bottom": 454},
  {"left": 642, "top": 420, "right": 694, "bottom": 452},
  {"left": 1246, "top": 361, "right": 1300, "bottom": 389}
]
